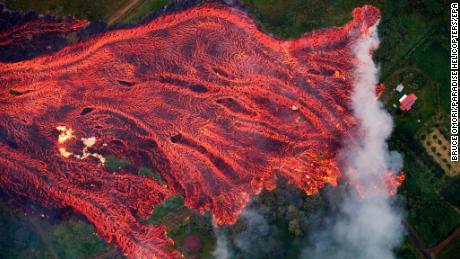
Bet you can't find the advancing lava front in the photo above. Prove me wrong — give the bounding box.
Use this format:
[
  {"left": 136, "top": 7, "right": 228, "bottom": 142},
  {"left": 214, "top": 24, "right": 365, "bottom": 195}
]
[{"left": 0, "top": 3, "right": 380, "bottom": 258}]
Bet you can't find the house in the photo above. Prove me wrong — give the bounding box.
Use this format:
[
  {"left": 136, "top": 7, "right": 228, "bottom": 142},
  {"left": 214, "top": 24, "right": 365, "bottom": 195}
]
[{"left": 399, "top": 93, "right": 418, "bottom": 111}]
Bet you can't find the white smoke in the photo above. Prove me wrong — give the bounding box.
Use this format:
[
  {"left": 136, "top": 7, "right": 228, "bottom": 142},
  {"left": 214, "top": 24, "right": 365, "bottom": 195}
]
[
  {"left": 212, "top": 208, "right": 284, "bottom": 258},
  {"left": 212, "top": 222, "right": 232, "bottom": 259},
  {"left": 347, "top": 22, "right": 403, "bottom": 190},
  {"left": 233, "top": 209, "right": 282, "bottom": 257},
  {"left": 302, "top": 22, "right": 404, "bottom": 259}
]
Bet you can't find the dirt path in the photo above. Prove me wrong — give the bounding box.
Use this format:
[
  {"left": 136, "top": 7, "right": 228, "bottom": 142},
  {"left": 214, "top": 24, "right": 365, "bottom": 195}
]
[
  {"left": 429, "top": 227, "right": 460, "bottom": 255},
  {"left": 106, "top": 0, "right": 143, "bottom": 24}
]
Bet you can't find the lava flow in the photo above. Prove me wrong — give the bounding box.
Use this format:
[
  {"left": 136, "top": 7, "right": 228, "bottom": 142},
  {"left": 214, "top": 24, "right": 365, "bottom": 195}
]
[{"left": 0, "top": 3, "right": 382, "bottom": 258}]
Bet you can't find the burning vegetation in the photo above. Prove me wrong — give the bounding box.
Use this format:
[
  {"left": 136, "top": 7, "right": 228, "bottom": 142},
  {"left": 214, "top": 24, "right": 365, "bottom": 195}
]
[{"left": 0, "top": 2, "right": 397, "bottom": 258}]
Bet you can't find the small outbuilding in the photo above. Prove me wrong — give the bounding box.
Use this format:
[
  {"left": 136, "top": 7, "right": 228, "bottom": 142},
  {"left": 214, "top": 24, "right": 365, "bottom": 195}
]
[{"left": 395, "top": 83, "right": 404, "bottom": 93}]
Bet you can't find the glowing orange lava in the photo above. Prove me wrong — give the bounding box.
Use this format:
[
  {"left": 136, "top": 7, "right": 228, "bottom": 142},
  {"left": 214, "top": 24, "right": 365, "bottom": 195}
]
[{"left": 0, "top": 3, "right": 382, "bottom": 258}]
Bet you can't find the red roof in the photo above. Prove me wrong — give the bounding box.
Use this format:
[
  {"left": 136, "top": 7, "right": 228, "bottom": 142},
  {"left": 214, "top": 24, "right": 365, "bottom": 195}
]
[{"left": 400, "top": 93, "right": 417, "bottom": 111}]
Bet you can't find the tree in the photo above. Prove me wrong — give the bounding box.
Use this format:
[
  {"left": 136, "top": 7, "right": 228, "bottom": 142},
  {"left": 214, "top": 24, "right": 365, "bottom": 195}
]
[{"left": 288, "top": 219, "right": 301, "bottom": 236}]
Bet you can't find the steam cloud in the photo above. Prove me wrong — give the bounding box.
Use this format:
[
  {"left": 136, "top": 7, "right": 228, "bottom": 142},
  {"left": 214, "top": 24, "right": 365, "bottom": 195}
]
[
  {"left": 302, "top": 22, "right": 404, "bottom": 259},
  {"left": 212, "top": 208, "right": 284, "bottom": 259},
  {"left": 212, "top": 222, "right": 232, "bottom": 259}
]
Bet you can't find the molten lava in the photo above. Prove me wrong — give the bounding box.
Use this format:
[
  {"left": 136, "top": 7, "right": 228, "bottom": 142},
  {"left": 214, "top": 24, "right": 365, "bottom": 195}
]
[{"left": 0, "top": 3, "right": 382, "bottom": 258}]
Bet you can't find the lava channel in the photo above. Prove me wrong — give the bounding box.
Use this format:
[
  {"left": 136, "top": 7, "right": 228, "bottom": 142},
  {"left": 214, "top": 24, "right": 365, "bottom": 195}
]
[{"left": 0, "top": 3, "right": 381, "bottom": 258}]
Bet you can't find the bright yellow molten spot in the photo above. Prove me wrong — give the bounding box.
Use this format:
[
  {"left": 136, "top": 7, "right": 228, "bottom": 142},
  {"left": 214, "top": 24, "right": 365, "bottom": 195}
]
[
  {"left": 81, "top": 137, "right": 96, "bottom": 147},
  {"left": 334, "top": 70, "right": 345, "bottom": 80},
  {"left": 56, "top": 126, "right": 75, "bottom": 143},
  {"left": 58, "top": 147, "right": 73, "bottom": 158}
]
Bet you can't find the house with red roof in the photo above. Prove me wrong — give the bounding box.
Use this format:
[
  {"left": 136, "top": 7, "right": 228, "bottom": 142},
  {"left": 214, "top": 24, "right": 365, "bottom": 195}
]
[{"left": 399, "top": 93, "right": 418, "bottom": 111}]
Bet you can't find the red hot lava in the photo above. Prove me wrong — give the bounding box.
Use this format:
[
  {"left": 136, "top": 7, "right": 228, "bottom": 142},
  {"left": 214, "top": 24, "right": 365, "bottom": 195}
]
[{"left": 0, "top": 3, "right": 382, "bottom": 258}]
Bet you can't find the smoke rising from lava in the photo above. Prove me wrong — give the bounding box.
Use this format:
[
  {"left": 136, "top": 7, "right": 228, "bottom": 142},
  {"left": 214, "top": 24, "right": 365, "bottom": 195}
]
[
  {"left": 212, "top": 222, "right": 232, "bottom": 259},
  {"left": 212, "top": 206, "right": 286, "bottom": 259},
  {"left": 302, "top": 22, "right": 404, "bottom": 259}
]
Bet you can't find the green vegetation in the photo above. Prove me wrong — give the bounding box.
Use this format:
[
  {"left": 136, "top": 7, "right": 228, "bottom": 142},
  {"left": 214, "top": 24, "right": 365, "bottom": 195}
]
[
  {"left": 0, "top": 201, "right": 115, "bottom": 258},
  {"left": 122, "top": 0, "right": 170, "bottom": 22},
  {"left": 50, "top": 218, "right": 111, "bottom": 258},
  {"left": 394, "top": 237, "right": 424, "bottom": 259},
  {"left": 439, "top": 176, "right": 460, "bottom": 208},
  {"left": 3, "top": 0, "right": 171, "bottom": 23},
  {"left": 4, "top": 0, "right": 126, "bottom": 21},
  {"left": 437, "top": 236, "right": 460, "bottom": 259},
  {"left": 223, "top": 179, "right": 325, "bottom": 259},
  {"left": 167, "top": 213, "right": 215, "bottom": 258},
  {"left": 240, "top": 0, "right": 377, "bottom": 39},
  {"left": 105, "top": 156, "right": 167, "bottom": 184},
  {"left": 392, "top": 128, "right": 459, "bottom": 247},
  {"left": 105, "top": 154, "right": 130, "bottom": 172},
  {"left": 375, "top": 0, "right": 458, "bottom": 250},
  {"left": 138, "top": 167, "right": 167, "bottom": 185},
  {"left": 0, "top": 203, "right": 48, "bottom": 258},
  {"left": 145, "top": 195, "right": 216, "bottom": 257},
  {"left": 376, "top": 0, "right": 448, "bottom": 135},
  {"left": 138, "top": 166, "right": 154, "bottom": 177},
  {"left": 146, "top": 195, "right": 184, "bottom": 224}
]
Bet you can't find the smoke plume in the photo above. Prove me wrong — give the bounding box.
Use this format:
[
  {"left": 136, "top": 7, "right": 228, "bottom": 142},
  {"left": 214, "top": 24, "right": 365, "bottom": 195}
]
[
  {"left": 212, "top": 208, "right": 284, "bottom": 258},
  {"left": 233, "top": 209, "right": 282, "bottom": 257},
  {"left": 212, "top": 222, "right": 232, "bottom": 259},
  {"left": 302, "top": 22, "right": 404, "bottom": 259}
]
